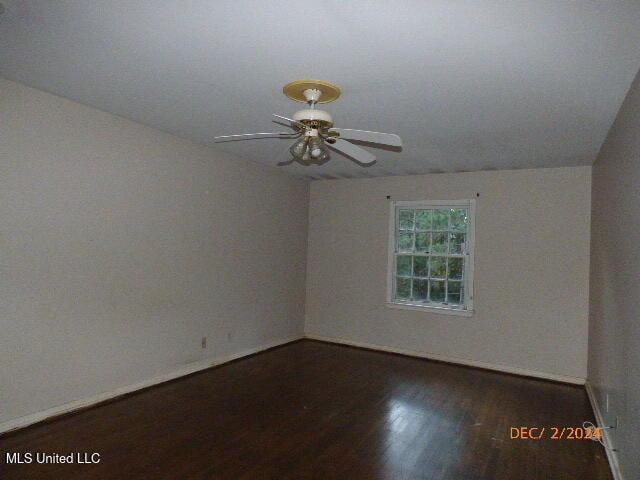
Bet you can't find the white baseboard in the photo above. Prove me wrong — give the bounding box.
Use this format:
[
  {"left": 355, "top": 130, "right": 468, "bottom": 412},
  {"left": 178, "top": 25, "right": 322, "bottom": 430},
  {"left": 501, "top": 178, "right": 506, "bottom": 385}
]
[
  {"left": 585, "top": 382, "right": 623, "bottom": 480},
  {"left": 305, "top": 333, "right": 585, "bottom": 385},
  {"left": 0, "top": 334, "right": 588, "bottom": 437},
  {"left": 0, "top": 335, "right": 302, "bottom": 435}
]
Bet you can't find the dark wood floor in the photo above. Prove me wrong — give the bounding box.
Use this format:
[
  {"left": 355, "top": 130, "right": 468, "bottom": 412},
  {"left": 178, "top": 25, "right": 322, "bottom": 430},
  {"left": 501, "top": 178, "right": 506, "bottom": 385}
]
[{"left": 1, "top": 340, "right": 611, "bottom": 479}]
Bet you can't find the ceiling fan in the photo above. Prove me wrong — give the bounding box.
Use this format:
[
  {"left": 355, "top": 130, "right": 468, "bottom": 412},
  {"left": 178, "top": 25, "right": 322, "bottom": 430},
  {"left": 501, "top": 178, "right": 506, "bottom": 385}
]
[{"left": 214, "top": 80, "right": 402, "bottom": 166}]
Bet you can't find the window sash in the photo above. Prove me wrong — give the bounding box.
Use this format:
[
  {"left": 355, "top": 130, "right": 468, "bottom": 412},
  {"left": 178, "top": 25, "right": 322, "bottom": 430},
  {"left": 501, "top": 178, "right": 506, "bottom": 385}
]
[
  {"left": 393, "top": 255, "right": 467, "bottom": 308},
  {"left": 388, "top": 201, "right": 475, "bottom": 312}
]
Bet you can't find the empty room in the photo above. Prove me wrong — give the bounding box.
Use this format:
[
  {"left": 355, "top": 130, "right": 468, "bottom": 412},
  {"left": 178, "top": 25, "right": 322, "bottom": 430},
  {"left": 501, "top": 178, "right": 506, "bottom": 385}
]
[{"left": 1, "top": 2, "right": 639, "bottom": 479}]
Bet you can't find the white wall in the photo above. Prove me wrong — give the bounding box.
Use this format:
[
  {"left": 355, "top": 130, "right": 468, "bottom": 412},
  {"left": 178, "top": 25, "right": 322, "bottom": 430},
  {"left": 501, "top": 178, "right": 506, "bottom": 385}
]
[
  {"left": 306, "top": 167, "right": 591, "bottom": 381},
  {"left": 0, "top": 78, "right": 308, "bottom": 426},
  {"left": 588, "top": 68, "right": 640, "bottom": 480}
]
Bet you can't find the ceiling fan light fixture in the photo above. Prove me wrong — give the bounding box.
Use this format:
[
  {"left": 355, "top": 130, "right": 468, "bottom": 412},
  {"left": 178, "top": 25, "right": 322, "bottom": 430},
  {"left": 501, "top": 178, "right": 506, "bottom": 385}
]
[
  {"left": 289, "top": 136, "right": 309, "bottom": 159},
  {"left": 308, "top": 137, "right": 326, "bottom": 159},
  {"left": 315, "top": 147, "right": 330, "bottom": 164}
]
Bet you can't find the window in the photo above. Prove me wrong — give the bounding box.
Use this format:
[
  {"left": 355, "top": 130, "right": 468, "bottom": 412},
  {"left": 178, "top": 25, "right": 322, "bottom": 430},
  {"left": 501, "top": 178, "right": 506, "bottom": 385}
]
[{"left": 387, "top": 200, "right": 475, "bottom": 315}]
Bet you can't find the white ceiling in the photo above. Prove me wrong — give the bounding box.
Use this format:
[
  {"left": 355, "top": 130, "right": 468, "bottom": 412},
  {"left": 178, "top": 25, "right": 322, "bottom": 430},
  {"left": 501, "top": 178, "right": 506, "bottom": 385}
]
[{"left": 2, "top": 1, "right": 640, "bottom": 179}]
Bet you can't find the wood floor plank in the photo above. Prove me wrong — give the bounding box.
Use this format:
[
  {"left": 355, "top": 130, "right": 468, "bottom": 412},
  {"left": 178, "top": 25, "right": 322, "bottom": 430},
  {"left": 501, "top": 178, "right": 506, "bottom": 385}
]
[{"left": 0, "top": 340, "right": 612, "bottom": 479}]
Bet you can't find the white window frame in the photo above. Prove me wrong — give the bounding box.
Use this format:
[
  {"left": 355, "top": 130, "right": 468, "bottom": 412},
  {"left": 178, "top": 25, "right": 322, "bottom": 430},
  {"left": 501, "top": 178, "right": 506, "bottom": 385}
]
[{"left": 386, "top": 199, "right": 476, "bottom": 317}]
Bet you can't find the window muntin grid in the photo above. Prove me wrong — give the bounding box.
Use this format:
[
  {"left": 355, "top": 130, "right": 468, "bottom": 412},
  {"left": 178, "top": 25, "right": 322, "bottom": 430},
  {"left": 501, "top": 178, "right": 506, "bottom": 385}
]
[{"left": 392, "top": 205, "right": 470, "bottom": 309}]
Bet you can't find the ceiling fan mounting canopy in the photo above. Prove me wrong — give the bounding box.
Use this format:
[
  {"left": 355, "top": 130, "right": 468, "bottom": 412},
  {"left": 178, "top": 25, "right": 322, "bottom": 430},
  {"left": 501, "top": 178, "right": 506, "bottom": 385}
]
[
  {"left": 282, "top": 79, "right": 341, "bottom": 104},
  {"left": 288, "top": 81, "right": 335, "bottom": 125}
]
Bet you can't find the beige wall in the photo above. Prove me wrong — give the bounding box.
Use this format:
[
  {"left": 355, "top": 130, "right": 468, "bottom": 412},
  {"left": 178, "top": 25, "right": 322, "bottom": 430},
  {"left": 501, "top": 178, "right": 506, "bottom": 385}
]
[
  {"left": 306, "top": 167, "right": 592, "bottom": 381},
  {"left": 0, "top": 78, "right": 308, "bottom": 427},
  {"left": 588, "top": 68, "right": 640, "bottom": 479}
]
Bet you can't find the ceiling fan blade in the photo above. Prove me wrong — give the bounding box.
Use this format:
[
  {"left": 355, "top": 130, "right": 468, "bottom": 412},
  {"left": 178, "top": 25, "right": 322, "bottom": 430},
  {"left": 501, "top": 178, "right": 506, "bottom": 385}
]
[
  {"left": 272, "top": 114, "right": 306, "bottom": 129},
  {"left": 328, "top": 138, "right": 376, "bottom": 165},
  {"left": 329, "top": 128, "right": 402, "bottom": 147},
  {"left": 277, "top": 158, "right": 296, "bottom": 166},
  {"left": 214, "top": 132, "right": 299, "bottom": 142}
]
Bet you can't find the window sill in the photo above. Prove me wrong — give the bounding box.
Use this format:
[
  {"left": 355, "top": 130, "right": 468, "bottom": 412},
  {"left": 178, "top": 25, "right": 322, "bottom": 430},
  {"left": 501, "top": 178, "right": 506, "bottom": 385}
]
[{"left": 386, "top": 302, "right": 474, "bottom": 317}]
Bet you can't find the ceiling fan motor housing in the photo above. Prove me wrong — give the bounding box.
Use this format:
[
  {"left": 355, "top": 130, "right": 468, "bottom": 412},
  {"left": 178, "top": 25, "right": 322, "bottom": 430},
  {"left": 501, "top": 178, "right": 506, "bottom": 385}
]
[{"left": 292, "top": 108, "right": 333, "bottom": 125}]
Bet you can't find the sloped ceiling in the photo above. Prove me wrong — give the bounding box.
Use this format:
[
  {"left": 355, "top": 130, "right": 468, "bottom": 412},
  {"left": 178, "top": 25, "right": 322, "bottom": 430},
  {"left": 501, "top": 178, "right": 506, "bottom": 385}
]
[{"left": 2, "top": 1, "right": 640, "bottom": 179}]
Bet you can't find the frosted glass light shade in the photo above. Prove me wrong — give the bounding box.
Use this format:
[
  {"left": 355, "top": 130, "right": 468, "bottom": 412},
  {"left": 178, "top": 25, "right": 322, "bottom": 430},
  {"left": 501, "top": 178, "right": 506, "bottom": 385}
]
[{"left": 289, "top": 137, "right": 308, "bottom": 159}]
